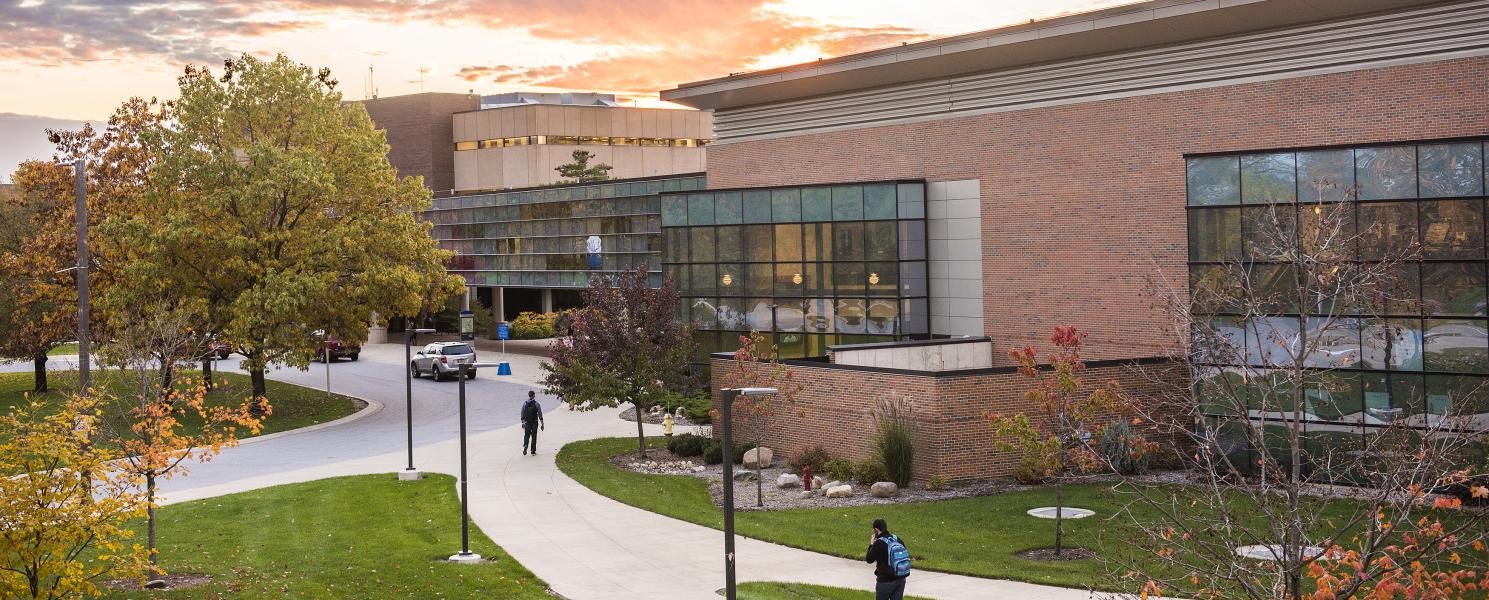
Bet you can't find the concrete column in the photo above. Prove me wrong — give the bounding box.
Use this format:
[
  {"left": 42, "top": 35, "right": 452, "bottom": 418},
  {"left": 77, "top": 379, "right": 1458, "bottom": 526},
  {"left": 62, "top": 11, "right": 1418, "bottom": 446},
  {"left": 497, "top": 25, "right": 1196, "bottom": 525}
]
[
  {"left": 462, "top": 286, "right": 472, "bottom": 311},
  {"left": 496, "top": 287, "right": 506, "bottom": 322},
  {"left": 541, "top": 288, "right": 553, "bottom": 313}
]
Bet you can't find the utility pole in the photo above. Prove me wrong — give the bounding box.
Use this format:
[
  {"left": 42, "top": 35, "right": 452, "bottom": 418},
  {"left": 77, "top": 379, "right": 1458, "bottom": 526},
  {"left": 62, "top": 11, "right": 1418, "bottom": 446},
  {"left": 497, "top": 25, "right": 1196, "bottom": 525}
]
[{"left": 74, "top": 159, "right": 91, "bottom": 393}]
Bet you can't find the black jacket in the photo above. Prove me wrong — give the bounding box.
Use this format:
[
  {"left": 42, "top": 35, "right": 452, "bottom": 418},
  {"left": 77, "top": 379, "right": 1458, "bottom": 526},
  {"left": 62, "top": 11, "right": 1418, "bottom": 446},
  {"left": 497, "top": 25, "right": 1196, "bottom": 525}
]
[{"left": 865, "top": 533, "right": 908, "bottom": 582}]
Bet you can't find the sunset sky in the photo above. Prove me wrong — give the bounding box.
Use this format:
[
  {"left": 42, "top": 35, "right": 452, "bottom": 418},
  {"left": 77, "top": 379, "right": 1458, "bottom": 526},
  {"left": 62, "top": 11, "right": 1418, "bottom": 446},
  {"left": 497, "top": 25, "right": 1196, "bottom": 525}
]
[{"left": 0, "top": 0, "right": 1136, "bottom": 181}]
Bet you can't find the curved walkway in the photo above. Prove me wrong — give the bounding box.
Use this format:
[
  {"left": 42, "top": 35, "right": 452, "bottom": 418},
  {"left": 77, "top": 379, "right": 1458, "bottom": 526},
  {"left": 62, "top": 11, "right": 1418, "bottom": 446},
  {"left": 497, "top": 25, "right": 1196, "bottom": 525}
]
[{"left": 18, "top": 346, "right": 1097, "bottom": 600}]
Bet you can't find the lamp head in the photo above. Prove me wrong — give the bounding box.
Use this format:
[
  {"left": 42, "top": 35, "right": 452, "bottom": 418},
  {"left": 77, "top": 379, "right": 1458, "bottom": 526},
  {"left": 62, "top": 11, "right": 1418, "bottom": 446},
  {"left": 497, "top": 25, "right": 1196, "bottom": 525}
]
[
  {"left": 412, "top": 328, "right": 436, "bottom": 334},
  {"left": 726, "top": 387, "right": 779, "bottom": 397}
]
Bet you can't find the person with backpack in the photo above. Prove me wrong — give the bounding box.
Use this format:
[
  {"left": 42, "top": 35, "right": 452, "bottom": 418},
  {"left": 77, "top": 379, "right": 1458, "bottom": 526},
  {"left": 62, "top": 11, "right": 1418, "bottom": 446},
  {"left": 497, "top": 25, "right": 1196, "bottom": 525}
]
[
  {"left": 865, "top": 518, "right": 910, "bottom": 600},
  {"left": 520, "top": 391, "right": 544, "bottom": 455}
]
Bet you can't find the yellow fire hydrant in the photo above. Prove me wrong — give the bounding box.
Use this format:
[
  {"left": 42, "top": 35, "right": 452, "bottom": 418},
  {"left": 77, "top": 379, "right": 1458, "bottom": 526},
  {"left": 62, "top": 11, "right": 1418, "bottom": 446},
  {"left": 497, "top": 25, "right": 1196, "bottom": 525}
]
[{"left": 663, "top": 412, "right": 674, "bottom": 437}]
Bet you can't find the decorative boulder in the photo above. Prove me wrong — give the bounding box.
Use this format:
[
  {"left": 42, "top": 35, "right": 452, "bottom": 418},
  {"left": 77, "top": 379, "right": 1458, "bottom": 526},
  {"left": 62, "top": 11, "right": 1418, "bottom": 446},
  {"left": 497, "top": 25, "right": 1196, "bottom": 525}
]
[
  {"left": 732, "top": 471, "right": 758, "bottom": 483},
  {"left": 811, "top": 476, "right": 826, "bottom": 489},
  {"left": 825, "top": 485, "right": 854, "bottom": 498},
  {"left": 824, "top": 480, "right": 842, "bottom": 491},
  {"left": 742, "top": 447, "right": 774, "bottom": 469},
  {"left": 871, "top": 482, "right": 899, "bottom": 498},
  {"left": 776, "top": 473, "right": 801, "bottom": 489},
  {"left": 798, "top": 490, "right": 815, "bottom": 500}
]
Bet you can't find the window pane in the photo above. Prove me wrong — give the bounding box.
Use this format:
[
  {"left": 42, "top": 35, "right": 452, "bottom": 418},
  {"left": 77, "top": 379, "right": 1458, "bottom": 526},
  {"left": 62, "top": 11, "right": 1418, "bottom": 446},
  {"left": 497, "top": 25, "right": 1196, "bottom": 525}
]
[
  {"left": 1241, "top": 153, "right": 1296, "bottom": 204},
  {"left": 831, "top": 186, "right": 864, "bottom": 221},
  {"left": 776, "top": 301, "right": 806, "bottom": 333},
  {"left": 1426, "top": 374, "right": 1487, "bottom": 416},
  {"left": 1243, "top": 205, "right": 1297, "bottom": 261},
  {"left": 1420, "top": 200, "right": 1484, "bottom": 259},
  {"left": 1191, "top": 264, "right": 1241, "bottom": 314},
  {"left": 864, "top": 184, "right": 897, "bottom": 219},
  {"left": 1388, "top": 374, "right": 1427, "bottom": 419},
  {"left": 864, "top": 221, "right": 898, "bottom": 261},
  {"left": 661, "top": 195, "right": 688, "bottom": 226},
  {"left": 1298, "top": 149, "right": 1355, "bottom": 202},
  {"left": 1250, "top": 263, "right": 1299, "bottom": 315},
  {"left": 1419, "top": 143, "right": 1484, "bottom": 198},
  {"left": 835, "top": 298, "right": 867, "bottom": 334},
  {"left": 742, "top": 224, "right": 773, "bottom": 262},
  {"left": 1356, "top": 146, "right": 1417, "bottom": 200},
  {"left": 745, "top": 298, "right": 774, "bottom": 331},
  {"left": 689, "top": 264, "right": 717, "bottom": 296},
  {"left": 687, "top": 193, "right": 714, "bottom": 225},
  {"left": 1188, "top": 208, "right": 1241, "bottom": 262},
  {"left": 834, "top": 262, "right": 866, "bottom": 296},
  {"left": 1303, "top": 317, "right": 1362, "bottom": 369},
  {"left": 832, "top": 222, "right": 865, "bottom": 261},
  {"left": 716, "top": 226, "right": 742, "bottom": 262},
  {"left": 802, "top": 187, "right": 832, "bottom": 221},
  {"left": 774, "top": 224, "right": 803, "bottom": 261},
  {"left": 690, "top": 297, "right": 717, "bottom": 330},
  {"left": 663, "top": 228, "right": 687, "bottom": 263},
  {"left": 714, "top": 192, "right": 742, "bottom": 225},
  {"left": 867, "top": 299, "right": 898, "bottom": 335},
  {"left": 1422, "top": 262, "right": 1486, "bottom": 317},
  {"left": 746, "top": 263, "right": 772, "bottom": 296},
  {"left": 717, "top": 263, "right": 743, "bottom": 297},
  {"left": 1187, "top": 156, "right": 1240, "bottom": 206},
  {"left": 1304, "top": 371, "right": 1361, "bottom": 421},
  {"left": 717, "top": 297, "right": 747, "bottom": 330},
  {"left": 804, "top": 223, "right": 832, "bottom": 261},
  {"left": 775, "top": 263, "right": 804, "bottom": 297},
  {"left": 803, "top": 262, "right": 832, "bottom": 296},
  {"left": 1424, "top": 319, "right": 1489, "bottom": 373},
  {"left": 867, "top": 262, "right": 898, "bottom": 297},
  {"left": 743, "top": 190, "right": 771, "bottom": 224},
  {"left": 1246, "top": 316, "right": 1300, "bottom": 367},
  {"left": 805, "top": 298, "right": 834, "bottom": 333},
  {"left": 1358, "top": 202, "right": 1417, "bottom": 261},
  {"left": 689, "top": 227, "right": 715, "bottom": 263},
  {"left": 771, "top": 188, "right": 802, "bottom": 222},
  {"left": 1194, "top": 315, "right": 1246, "bottom": 364},
  {"left": 1298, "top": 202, "right": 1356, "bottom": 261},
  {"left": 1361, "top": 319, "right": 1424, "bottom": 371}
]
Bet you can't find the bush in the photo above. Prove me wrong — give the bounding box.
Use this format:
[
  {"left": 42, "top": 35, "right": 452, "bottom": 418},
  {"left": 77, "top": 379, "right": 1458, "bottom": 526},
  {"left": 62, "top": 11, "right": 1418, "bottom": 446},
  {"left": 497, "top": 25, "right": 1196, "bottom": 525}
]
[
  {"left": 852, "top": 459, "right": 889, "bottom": 485},
  {"left": 667, "top": 433, "right": 709, "bottom": 458},
  {"left": 670, "top": 392, "right": 713, "bottom": 425},
  {"left": 822, "top": 458, "right": 855, "bottom": 482},
  {"left": 788, "top": 446, "right": 832, "bottom": 475},
  {"left": 509, "top": 311, "right": 557, "bottom": 339},
  {"left": 1098, "top": 421, "right": 1149, "bottom": 476},
  {"left": 702, "top": 440, "right": 723, "bottom": 465},
  {"left": 873, "top": 398, "right": 916, "bottom": 487},
  {"left": 926, "top": 475, "right": 949, "bottom": 491}
]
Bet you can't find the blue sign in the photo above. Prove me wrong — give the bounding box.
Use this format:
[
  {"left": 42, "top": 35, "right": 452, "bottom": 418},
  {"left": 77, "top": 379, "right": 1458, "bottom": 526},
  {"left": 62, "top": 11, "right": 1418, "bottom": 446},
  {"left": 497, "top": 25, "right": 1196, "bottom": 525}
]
[{"left": 497, "top": 323, "right": 510, "bottom": 341}]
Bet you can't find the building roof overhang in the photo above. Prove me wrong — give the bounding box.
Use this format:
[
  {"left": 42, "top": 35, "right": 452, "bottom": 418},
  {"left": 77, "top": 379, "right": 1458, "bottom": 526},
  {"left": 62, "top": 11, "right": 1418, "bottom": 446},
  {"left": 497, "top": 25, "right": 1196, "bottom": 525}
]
[{"left": 660, "top": 0, "right": 1451, "bottom": 110}]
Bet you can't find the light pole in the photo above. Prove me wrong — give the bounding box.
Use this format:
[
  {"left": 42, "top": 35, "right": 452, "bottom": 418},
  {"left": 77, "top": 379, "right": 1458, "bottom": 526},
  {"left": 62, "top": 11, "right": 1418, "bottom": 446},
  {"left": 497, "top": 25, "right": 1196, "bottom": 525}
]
[
  {"left": 72, "top": 159, "right": 91, "bottom": 393},
  {"left": 450, "top": 360, "right": 499, "bottom": 562},
  {"left": 719, "top": 387, "right": 778, "bottom": 600},
  {"left": 401, "top": 326, "right": 436, "bottom": 481}
]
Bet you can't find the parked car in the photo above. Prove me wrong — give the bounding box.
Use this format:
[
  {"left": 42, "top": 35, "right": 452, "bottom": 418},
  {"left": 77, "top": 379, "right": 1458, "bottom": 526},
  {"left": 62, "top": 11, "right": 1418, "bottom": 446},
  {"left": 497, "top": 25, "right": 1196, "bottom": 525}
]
[
  {"left": 312, "top": 331, "right": 361, "bottom": 362},
  {"left": 208, "top": 339, "right": 234, "bottom": 359},
  {"left": 410, "top": 342, "right": 477, "bottom": 381}
]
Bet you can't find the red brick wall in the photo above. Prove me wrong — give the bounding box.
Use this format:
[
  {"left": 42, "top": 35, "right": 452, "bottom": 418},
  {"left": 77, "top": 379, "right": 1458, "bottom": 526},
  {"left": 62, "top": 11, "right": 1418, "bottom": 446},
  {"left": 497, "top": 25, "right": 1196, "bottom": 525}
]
[
  {"left": 361, "top": 93, "right": 479, "bottom": 193},
  {"left": 705, "top": 57, "right": 1489, "bottom": 366},
  {"left": 711, "top": 357, "right": 1185, "bottom": 482}
]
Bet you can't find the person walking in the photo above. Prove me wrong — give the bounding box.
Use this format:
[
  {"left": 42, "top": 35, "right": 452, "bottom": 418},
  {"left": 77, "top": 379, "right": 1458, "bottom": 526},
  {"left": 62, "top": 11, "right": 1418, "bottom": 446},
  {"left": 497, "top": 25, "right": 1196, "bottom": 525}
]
[
  {"left": 865, "top": 518, "right": 910, "bottom": 600},
  {"left": 521, "top": 390, "right": 544, "bottom": 455}
]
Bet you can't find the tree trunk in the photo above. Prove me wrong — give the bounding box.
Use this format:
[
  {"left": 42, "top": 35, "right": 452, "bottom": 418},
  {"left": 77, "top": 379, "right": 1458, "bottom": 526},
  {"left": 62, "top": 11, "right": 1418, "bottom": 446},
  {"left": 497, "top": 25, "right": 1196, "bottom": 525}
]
[
  {"left": 202, "top": 355, "right": 213, "bottom": 390},
  {"left": 756, "top": 454, "right": 764, "bottom": 507},
  {"left": 158, "top": 359, "right": 174, "bottom": 403},
  {"left": 635, "top": 401, "right": 647, "bottom": 458},
  {"left": 1054, "top": 481, "right": 1064, "bottom": 556},
  {"left": 249, "top": 368, "right": 267, "bottom": 416},
  {"left": 147, "top": 473, "right": 158, "bottom": 575},
  {"left": 32, "top": 353, "right": 48, "bottom": 393}
]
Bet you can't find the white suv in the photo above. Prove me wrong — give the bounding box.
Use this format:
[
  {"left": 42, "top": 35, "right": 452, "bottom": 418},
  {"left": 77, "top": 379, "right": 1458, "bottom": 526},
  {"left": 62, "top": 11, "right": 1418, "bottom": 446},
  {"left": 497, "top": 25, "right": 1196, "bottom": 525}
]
[{"left": 410, "top": 342, "right": 478, "bottom": 381}]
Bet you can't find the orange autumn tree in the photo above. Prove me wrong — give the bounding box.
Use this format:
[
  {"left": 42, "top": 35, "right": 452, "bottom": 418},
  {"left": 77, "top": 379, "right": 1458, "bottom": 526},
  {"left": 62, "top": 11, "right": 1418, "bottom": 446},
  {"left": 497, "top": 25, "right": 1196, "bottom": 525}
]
[
  {"left": 722, "top": 331, "right": 803, "bottom": 507},
  {"left": 114, "top": 377, "right": 265, "bottom": 573},
  {"left": 989, "top": 325, "right": 1146, "bottom": 557}
]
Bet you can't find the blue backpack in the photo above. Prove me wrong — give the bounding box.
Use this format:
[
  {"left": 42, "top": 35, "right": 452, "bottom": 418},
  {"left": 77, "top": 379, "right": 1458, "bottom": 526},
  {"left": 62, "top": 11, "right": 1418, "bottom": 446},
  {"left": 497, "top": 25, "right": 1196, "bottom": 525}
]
[{"left": 883, "top": 534, "right": 911, "bottom": 577}]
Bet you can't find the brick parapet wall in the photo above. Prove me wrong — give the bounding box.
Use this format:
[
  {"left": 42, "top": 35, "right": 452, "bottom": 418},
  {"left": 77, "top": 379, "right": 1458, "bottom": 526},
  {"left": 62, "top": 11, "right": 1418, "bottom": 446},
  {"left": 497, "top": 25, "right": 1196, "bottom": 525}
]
[
  {"left": 705, "top": 56, "right": 1489, "bottom": 367},
  {"left": 711, "top": 357, "right": 1187, "bottom": 482}
]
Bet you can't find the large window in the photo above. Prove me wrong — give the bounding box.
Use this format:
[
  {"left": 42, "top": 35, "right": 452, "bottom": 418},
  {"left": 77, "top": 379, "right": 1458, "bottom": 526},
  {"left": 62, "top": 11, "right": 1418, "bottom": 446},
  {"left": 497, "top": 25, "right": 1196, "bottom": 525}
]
[{"left": 664, "top": 181, "right": 930, "bottom": 359}]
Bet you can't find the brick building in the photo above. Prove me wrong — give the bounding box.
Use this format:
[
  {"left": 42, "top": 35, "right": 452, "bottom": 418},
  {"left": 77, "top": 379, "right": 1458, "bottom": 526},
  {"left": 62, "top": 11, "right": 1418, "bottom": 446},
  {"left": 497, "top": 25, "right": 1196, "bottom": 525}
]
[
  {"left": 360, "top": 92, "right": 479, "bottom": 195},
  {"left": 660, "top": 0, "right": 1489, "bottom": 479}
]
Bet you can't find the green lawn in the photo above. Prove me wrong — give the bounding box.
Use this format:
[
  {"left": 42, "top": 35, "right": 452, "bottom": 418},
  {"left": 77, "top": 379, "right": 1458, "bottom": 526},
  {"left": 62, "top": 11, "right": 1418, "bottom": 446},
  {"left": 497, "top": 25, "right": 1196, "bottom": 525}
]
[
  {"left": 0, "top": 369, "right": 362, "bottom": 448},
  {"left": 735, "top": 582, "right": 933, "bottom": 600},
  {"left": 109, "top": 474, "right": 552, "bottom": 598},
  {"left": 556, "top": 437, "right": 1384, "bottom": 592},
  {"left": 47, "top": 342, "right": 79, "bottom": 356}
]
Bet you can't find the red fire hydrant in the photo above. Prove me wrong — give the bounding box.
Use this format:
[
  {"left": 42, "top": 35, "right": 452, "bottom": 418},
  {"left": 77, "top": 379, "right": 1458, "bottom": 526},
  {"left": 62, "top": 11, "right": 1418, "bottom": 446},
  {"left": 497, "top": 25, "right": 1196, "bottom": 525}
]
[{"left": 803, "top": 465, "right": 812, "bottom": 492}]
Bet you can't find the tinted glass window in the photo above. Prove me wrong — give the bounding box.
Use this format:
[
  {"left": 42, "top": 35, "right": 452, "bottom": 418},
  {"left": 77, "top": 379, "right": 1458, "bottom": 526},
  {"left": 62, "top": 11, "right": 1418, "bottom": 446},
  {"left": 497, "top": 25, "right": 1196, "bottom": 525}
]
[
  {"left": 687, "top": 193, "right": 714, "bottom": 225},
  {"left": 831, "top": 186, "right": 864, "bottom": 221},
  {"left": 742, "top": 190, "right": 772, "bottom": 224},
  {"left": 771, "top": 188, "right": 802, "bottom": 222},
  {"left": 714, "top": 192, "right": 742, "bottom": 224},
  {"left": 863, "top": 184, "right": 897, "bottom": 220},
  {"left": 1420, "top": 200, "right": 1484, "bottom": 259},
  {"left": 1241, "top": 153, "right": 1295, "bottom": 204},
  {"left": 441, "top": 344, "right": 474, "bottom": 355},
  {"left": 1356, "top": 146, "right": 1417, "bottom": 200},
  {"left": 1419, "top": 143, "right": 1483, "bottom": 198},
  {"left": 1297, "top": 149, "right": 1354, "bottom": 202},
  {"left": 1187, "top": 156, "right": 1240, "bottom": 206},
  {"left": 1188, "top": 208, "right": 1241, "bottom": 262},
  {"left": 801, "top": 188, "right": 832, "bottom": 221}
]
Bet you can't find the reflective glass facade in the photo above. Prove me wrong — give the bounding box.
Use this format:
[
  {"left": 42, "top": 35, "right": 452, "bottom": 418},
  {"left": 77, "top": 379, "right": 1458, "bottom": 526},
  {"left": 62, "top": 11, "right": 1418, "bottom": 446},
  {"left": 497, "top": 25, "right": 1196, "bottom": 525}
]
[
  {"left": 662, "top": 181, "right": 930, "bottom": 360},
  {"left": 1187, "top": 141, "right": 1489, "bottom": 472},
  {"left": 425, "top": 175, "right": 705, "bottom": 288}
]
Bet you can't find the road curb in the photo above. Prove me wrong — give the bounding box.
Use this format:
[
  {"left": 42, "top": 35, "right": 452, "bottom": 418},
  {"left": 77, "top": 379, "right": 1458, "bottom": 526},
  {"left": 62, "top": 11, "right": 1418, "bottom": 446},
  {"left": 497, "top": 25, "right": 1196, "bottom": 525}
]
[{"left": 235, "top": 394, "right": 385, "bottom": 447}]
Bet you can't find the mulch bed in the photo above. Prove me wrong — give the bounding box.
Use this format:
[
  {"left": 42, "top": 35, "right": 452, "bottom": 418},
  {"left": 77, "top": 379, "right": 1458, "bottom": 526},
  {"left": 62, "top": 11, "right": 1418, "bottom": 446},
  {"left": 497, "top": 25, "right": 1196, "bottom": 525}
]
[
  {"left": 618, "top": 406, "right": 701, "bottom": 426},
  {"left": 1015, "top": 548, "right": 1098, "bottom": 561},
  {"left": 103, "top": 572, "right": 212, "bottom": 591}
]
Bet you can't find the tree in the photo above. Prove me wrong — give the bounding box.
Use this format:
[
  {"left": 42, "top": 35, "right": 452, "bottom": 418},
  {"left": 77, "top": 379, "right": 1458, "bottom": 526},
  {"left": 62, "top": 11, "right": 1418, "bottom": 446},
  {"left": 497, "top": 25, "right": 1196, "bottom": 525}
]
[
  {"left": 554, "top": 150, "right": 612, "bottom": 183},
  {"left": 108, "top": 54, "right": 463, "bottom": 402},
  {"left": 542, "top": 265, "right": 692, "bottom": 457},
  {"left": 720, "top": 330, "right": 801, "bottom": 506},
  {"left": 0, "top": 396, "right": 151, "bottom": 599},
  {"left": 1122, "top": 183, "right": 1489, "bottom": 598},
  {"left": 988, "top": 325, "right": 1139, "bottom": 557}
]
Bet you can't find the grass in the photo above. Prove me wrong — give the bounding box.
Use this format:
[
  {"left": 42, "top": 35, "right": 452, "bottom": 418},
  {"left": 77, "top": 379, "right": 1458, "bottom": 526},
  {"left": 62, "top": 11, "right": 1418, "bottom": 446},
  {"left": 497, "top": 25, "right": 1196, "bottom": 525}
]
[
  {"left": 48, "top": 342, "right": 79, "bottom": 356},
  {"left": 108, "top": 474, "right": 552, "bottom": 598},
  {"left": 734, "top": 582, "right": 934, "bottom": 600},
  {"left": 556, "top": 437, "right": 1386, "bottom": 592},
  {"left": 0, "top": 369, "right": 362, "bottom": 448}
]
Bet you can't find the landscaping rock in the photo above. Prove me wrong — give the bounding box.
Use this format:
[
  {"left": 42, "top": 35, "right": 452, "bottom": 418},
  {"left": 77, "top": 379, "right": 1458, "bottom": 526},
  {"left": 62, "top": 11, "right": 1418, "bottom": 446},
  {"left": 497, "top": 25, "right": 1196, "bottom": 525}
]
[
  {"left": 776, "top": 474, "right": 801, "bottom": 489},
  {"left": 691, "top": 465, "right": 705, "bottom": 473},
  {"left": 871, "top": 482, "right": 899, "bottom": 498},
  {"left": 742, "top": 447, "right": 774, "bottom": 469},
  {"left": 732, "top": 471, "right": 758, "bottom": 483},
  {"left": 811, "top": 476, "right": 825, "bottom": 489},
  {"left": 824, "top": 480, "right": 842, "bottom": 490},
  {"left": 825, "top": 485, "right": 853, "bottom": 498},
  {"left": 143, "top": 580, "right": 168, "bottom": 590},
  {"left": 798, "top": 490, "right": 814, "bottom": 500}
]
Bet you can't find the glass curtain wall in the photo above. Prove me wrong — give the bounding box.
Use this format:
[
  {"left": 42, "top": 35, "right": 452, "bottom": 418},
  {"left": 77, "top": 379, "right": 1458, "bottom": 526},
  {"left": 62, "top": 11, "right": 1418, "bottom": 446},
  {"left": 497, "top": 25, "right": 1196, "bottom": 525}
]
[
  {"left": 1187, "top": 141, "right": 1489, "bottom": 474},
  {"left": 424, "top": 175, "right": 705, "bottom": 288},
  {"left": 662, "top": 181, "right": 930, "bottom": 361}
]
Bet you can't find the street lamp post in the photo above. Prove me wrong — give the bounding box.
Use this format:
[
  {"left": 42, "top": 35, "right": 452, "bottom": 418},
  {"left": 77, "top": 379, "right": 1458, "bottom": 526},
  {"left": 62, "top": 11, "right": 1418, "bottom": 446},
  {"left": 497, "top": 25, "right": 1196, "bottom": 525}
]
[
  {"left": 719, "top": 387, "right": 778, "bottom": 600},
  {"left": 72, "top": 159, "right": 90, "bottom": 393},
  {"left": 450, "top": 360, "right": 499, "bottom": 562},
  {"left": 401, "top": 326, "right": 436, "bottom": 481}
]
